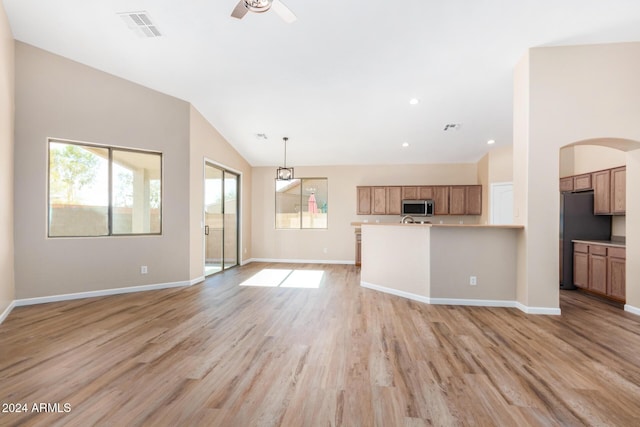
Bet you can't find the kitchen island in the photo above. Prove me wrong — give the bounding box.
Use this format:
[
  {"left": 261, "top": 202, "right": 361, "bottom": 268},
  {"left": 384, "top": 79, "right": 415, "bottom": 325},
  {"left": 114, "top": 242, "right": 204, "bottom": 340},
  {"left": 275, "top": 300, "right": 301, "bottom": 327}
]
[{"left": 358, "top": 223, "right": 526, "bottom": 309}]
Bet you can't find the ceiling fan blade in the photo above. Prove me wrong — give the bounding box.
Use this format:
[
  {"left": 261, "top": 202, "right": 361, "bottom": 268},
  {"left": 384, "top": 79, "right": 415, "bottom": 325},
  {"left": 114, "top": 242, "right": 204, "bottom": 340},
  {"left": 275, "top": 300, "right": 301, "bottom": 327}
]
[
  {"left": 231, "top": 0, "right": 249, "bottom": 19},
  {"left": 271, "top": 0, "right": 297, "bottom": 23}
]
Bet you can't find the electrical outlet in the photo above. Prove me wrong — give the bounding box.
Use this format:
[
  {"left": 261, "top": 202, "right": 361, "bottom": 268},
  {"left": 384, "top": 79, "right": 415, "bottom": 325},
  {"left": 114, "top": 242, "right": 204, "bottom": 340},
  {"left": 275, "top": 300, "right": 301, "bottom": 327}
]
[
  {"left": 469, "top": 276, "right": 477, "bottom": 286},
  {"left": 141, "top": 266, "right": 148, "bottom": 274},
  {"left": 323, "top": 248, "right": 328, "bottom": 254}
]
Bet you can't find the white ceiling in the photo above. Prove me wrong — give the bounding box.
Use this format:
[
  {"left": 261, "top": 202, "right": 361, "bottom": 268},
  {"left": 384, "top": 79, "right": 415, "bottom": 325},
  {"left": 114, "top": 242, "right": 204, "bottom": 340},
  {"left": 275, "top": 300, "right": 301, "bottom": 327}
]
[{"left": 4, "top": 0, "right": 640, "bottom": 166}]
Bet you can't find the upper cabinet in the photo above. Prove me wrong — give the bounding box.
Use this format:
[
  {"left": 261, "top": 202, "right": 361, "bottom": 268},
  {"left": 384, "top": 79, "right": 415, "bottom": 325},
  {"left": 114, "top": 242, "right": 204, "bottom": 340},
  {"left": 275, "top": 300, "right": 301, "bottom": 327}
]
[
  {"left": 560, "top": 166, "right": 625, "bottom": 215},
  {"left": 386, "top": 187, "right": 402, "bottom": 215},
  {"left": 450, "top": 185, "right": 482, "bottom": 215},
  {"left": 357, "top": 186, "right": 372, "bottom": 215},
  {"left": 356, "top": 185, "right": 480, "bottom": 216},
  {"left": 611, "top": 167, "right": 626, "bottom": 214},
  {"left": 593, "top": 169, "right": 612, "bottom": 215}
]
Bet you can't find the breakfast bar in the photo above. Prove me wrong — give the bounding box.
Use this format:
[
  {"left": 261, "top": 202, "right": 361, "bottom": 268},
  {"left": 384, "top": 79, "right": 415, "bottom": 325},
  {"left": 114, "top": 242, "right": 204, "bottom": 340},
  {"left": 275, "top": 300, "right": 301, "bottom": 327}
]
[{"left": 358, "top": 223, "right": 524, "bottom": 307}]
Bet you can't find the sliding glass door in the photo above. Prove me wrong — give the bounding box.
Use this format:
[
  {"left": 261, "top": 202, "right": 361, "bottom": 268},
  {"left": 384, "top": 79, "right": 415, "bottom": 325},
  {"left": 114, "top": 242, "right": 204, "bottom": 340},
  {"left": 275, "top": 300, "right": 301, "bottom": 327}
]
[{"left": 204, "top": 162, "right": 239, "bottom": 276}]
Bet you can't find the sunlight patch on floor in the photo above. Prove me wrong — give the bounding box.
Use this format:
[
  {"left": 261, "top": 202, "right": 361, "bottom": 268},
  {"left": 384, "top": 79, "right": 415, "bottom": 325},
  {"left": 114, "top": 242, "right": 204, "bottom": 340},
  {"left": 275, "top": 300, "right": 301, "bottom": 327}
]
[{"left": 239, "top": 269, "right": 324, "bottom": 288}]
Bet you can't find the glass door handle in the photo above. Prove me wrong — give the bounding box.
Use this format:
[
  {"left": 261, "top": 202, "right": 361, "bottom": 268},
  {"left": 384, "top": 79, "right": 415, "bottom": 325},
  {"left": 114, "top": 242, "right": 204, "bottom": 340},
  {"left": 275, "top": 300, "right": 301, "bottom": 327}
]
[{"left": 204, "top": 225, "right": 210, "bottom": 235}]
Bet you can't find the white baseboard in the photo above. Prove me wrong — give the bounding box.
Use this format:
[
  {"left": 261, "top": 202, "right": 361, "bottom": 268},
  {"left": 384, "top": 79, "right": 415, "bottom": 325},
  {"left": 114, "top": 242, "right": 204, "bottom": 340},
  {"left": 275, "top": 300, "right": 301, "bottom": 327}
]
[
  {"left": 624, "top": 304, "right": 640, "bottom": 316},
  {"left": 249, "top": 258, "right": 355, "bottom": 265},
  {"left": 0, "top": 300, "right": 16, "bottom": 325},
  {"left": 430, "top": 298, "right": 517, "bottom": 308},
  {"left": 14, "top": 279, "right": 196, "bottom": 307},
  {"left": 361, "top": 281, "right": 561, "bottom": 314},
  {"left": 361, "top": 281, "right": 431, "bottom": 304},
  {"left": 515, "top": 302, "right": 561, "bottom": 315}
]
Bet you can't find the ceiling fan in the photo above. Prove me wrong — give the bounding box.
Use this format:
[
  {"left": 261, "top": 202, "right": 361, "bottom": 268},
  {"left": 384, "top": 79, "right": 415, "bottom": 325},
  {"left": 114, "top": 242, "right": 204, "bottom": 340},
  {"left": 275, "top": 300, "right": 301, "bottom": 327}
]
[{"left": 231, "top": 0, "right": 297, "bottom": 23}]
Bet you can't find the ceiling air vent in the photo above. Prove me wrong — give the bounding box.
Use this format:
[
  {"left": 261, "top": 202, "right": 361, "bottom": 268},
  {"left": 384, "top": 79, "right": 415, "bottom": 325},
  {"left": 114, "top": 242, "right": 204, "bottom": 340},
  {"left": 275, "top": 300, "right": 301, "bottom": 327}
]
[
  {"left": 443, "top": 123, "right": 462, "bottom": 131},
  {"left": 118, "top": 11, "right": 162, "bottom": 38}
]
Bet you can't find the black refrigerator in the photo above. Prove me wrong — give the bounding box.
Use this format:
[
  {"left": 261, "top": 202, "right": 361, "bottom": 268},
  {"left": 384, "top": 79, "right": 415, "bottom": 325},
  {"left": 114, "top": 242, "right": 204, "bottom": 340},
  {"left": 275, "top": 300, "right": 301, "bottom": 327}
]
[{"left": 559, "top": 191, "right": 611, "bottom": 289}]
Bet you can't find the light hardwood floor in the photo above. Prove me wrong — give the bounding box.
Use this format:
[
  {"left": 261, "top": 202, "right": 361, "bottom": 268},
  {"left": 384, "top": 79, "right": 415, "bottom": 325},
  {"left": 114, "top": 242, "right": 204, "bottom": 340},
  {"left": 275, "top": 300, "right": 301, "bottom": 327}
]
[{"left": 1, "top": 263, "right": 640, "bottom": 426}]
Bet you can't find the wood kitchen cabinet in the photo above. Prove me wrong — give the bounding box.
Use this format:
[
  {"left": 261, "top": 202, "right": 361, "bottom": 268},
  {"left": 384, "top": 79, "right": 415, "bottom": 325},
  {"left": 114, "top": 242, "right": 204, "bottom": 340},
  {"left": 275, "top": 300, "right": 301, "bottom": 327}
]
[
  {"left": 386, "top": 186, "right": 402, "bottom": 215},
  {"left": 588, "top": 245, "right": 607, "bottom": 295},
  {"left": 433, "top": 186, "right": 450, "bottom": 215},
  {"left": 449, "top": 186, "right": 466, "bottom": 215},
  {"left": 593, "top": 170, "right": 611, "bottom": 214},
  {"left": 449, "top": 185, "right": 482, "bottom": 215},
  {"left": 357, "top": 187, "right": 372, "bottom": 215},
  {"left": 357, "top": 184, "right": 478, "bottom": 215},
  {"left": 560, "top": 177, "right": 574, "bottom": 192},
  {"left": 573, "top": 242, "right": 626, "bottom": 302},
  {"left": 611, "top": 167, "right": 626, "bottom": 214},
  {"left": 573, "top": 173, "right": 592, "bottom": 191},
  {"left": 608, "top": 247, "right": 626, "bottom": 300},
  {"left": 573, "top": 243, "right": 589, "bottom": 288},
  {"left": 371, "top": 187, "right": 387, "bottom": 215},
  {"left": 559, "top": 165, "right": 625, "bottom": 215},
  {"left": 402, "top": 186, "right": 418, "bottom": 200}
]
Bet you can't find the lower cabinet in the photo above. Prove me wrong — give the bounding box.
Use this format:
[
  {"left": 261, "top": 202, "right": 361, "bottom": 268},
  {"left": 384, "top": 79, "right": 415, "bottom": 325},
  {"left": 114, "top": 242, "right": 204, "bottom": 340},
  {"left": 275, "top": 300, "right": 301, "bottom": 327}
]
[{"left": 573, "top": 242, "right": 625, "bottom": 302}]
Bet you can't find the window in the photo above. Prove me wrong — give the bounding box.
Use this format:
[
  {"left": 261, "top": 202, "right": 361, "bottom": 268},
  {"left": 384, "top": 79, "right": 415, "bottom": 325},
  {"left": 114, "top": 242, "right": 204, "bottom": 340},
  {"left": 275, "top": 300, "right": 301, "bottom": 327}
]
[
  {"left": 48, "top": 139, "right": 162, "bottom": 237},
  {"left": 276, "top": 178, "right": 327, "bottom": 229}
]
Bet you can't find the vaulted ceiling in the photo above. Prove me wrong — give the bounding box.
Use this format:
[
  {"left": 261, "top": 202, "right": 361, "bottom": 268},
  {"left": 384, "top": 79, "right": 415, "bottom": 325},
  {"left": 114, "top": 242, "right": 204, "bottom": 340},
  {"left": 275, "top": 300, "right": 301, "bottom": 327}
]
[{"left": 4, "top": 0, "right": 640, "bottom": 166}]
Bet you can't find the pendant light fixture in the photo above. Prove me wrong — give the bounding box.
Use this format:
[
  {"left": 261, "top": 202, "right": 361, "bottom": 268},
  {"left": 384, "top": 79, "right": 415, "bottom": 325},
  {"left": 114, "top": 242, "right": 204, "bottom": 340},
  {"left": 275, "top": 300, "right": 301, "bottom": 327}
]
[{"left": 276, "top": 137, "right": 294, "bottom": 180}]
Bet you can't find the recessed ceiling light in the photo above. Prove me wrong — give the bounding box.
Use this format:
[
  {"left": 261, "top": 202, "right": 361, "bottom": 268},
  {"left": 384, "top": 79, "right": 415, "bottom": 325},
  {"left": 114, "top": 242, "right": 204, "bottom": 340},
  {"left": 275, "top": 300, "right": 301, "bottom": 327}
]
[
  {"left": 409, "top": 98, "right": 420, "bottom": 105},
  {"left": 402, "top": 142, "right": 410, "bottom": 148},
  {"left": 487, "top": 139, "right": 496, "bottom": 145}
]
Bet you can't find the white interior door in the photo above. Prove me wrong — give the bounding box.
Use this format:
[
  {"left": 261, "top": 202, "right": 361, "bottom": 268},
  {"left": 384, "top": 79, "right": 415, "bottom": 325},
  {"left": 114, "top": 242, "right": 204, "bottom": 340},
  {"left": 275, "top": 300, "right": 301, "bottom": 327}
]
[{"left": 491, "top": 182, "right": 514, "bottom": 225}]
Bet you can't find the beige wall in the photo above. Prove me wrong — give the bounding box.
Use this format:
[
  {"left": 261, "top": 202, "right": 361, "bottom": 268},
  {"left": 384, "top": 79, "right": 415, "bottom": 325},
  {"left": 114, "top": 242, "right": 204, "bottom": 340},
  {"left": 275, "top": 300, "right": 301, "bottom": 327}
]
[
  {"left": 430, "top": 227, "right": 517, "bottom": 301},
  {"left": 478, "top": 145, "right": 514, "bottom": 224},
  {"left": 514, "top": 42, "right": 640, "bottom": 311},
  {"left": 0, "top": 2, "right": 15, "bottom": 315},
  {"left": 477, "top": 153, "right": 489, "bottom": 224},
  {"left": 189, "top": 106, "right": 252, "bottom": 279},
  {"left": 361, "top": 224, "right": 431, "bottom": 297},
  {"left": 14, "top": 43, "right": 192, "bottom": 299},
  {"left": 251, "top": 163, "right": 479, "bottom": 262}
]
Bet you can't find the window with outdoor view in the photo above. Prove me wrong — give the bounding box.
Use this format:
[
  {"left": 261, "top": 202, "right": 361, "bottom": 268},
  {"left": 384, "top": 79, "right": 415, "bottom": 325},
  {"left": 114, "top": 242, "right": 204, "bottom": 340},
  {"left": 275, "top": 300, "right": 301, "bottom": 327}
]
[
  {"left": 48, "top": 139, "right": 162, "bottom": 237},
  {"left": 275, "top": 178, "right": 328, "bottom": 229}
]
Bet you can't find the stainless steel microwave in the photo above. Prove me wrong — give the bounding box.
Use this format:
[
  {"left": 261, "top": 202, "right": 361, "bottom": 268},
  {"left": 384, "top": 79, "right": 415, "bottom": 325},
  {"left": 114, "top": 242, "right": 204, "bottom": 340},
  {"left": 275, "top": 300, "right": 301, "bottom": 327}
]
[{"left": 401, "top": 199, "right": 434, "bottom": 216}]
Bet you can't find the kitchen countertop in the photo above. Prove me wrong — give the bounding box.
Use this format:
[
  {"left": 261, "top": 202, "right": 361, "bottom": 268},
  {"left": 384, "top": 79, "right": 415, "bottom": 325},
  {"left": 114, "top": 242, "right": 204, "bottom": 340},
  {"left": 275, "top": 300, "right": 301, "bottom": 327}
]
[
  {"left": 572, "top": 239, "right": 626, "bottom": 248},
  {"left": 351, "top": 221, "right": 524, "bottom": 229}
]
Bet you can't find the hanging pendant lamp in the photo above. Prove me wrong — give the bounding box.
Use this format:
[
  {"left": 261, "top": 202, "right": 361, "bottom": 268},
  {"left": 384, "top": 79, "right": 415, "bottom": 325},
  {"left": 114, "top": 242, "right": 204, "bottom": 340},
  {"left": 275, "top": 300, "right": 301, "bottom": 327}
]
[{"left": 276, "top": 137, "right": 294, "bottom": 180}]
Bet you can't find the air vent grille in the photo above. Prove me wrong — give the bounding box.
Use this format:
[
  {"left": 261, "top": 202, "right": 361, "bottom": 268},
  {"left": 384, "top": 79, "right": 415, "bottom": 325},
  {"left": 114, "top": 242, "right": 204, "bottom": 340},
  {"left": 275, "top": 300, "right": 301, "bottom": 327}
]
[
  {"left": 443, "top": 123, "right": 462, "bottom": 131},
  {"left": 118, "top": 11, "right": 162, "bottom": 38}
]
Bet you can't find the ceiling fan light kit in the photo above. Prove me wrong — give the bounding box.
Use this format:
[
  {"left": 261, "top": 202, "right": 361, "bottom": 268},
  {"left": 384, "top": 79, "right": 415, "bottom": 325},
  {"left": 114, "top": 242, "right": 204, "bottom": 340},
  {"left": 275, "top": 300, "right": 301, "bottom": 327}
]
[{"left": 231, "top": 0, "right": 297, "bottom": 23}]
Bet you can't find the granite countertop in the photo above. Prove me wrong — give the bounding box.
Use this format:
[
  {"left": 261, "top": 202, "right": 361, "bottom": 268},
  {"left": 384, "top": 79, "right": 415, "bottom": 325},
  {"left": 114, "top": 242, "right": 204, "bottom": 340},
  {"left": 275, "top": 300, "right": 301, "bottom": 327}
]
[{"left": 572, "top": 239, "right": 626, "bottom": 248}]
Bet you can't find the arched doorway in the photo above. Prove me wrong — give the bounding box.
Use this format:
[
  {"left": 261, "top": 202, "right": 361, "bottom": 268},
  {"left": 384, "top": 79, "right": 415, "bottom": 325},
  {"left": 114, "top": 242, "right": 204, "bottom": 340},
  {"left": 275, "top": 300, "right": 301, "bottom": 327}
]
[{"left": 558, "top": 137, "right": 640, "bottom": 311}]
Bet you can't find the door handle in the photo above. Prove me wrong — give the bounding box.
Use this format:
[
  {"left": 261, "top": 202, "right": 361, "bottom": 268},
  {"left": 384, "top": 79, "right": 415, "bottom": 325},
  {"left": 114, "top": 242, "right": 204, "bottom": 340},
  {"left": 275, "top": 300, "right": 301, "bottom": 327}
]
[{"left": 204, "top": 225, "right": 209, "bottom": 235}]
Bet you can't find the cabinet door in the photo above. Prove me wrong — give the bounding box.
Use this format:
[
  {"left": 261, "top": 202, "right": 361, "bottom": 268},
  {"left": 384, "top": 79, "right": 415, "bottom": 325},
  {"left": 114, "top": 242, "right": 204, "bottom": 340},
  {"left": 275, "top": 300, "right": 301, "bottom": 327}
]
[
  {"left": 418, "top": 186, "right": 434, "bottom": 200},
  {"left": 611, "top": 167, "right": 626, "bottom": 214},
  {"left": 449, "top": 186, "right": 466, "bottom": 215},
  {"left": 608, "top": 255, "right": 625, "bottom": 301},
  {"left": 357, "top": 187, "right": 371, "bottom": 215},
  {"left": 593, "top": 170, "right": 611, "bottom": 214},
  {"left": 573, "top": 251, "right": 588, "bottom": 288},
  {"left": 589, "top": 252, "right": 608, "bottom": 295},
  {"left": 465, "top": 185, "right": 482, "bottom": 215},
  {"left": 402, "top": 186, "right": 418, "bottom": 200},
  {"left": 433, "top": 186, "right": 449, "bottom": 215},
  {"left": 371, "top": 187, "right": 387, "bottom": 214},
  {"left": 386, "top": 186, "right": 402, "bottom": 215},
  {"left": 573, "top": 174, "right": 592, "bottom": 191},
  {"left": 560, "top": 177, "right": 574, "bottom": 192}
]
